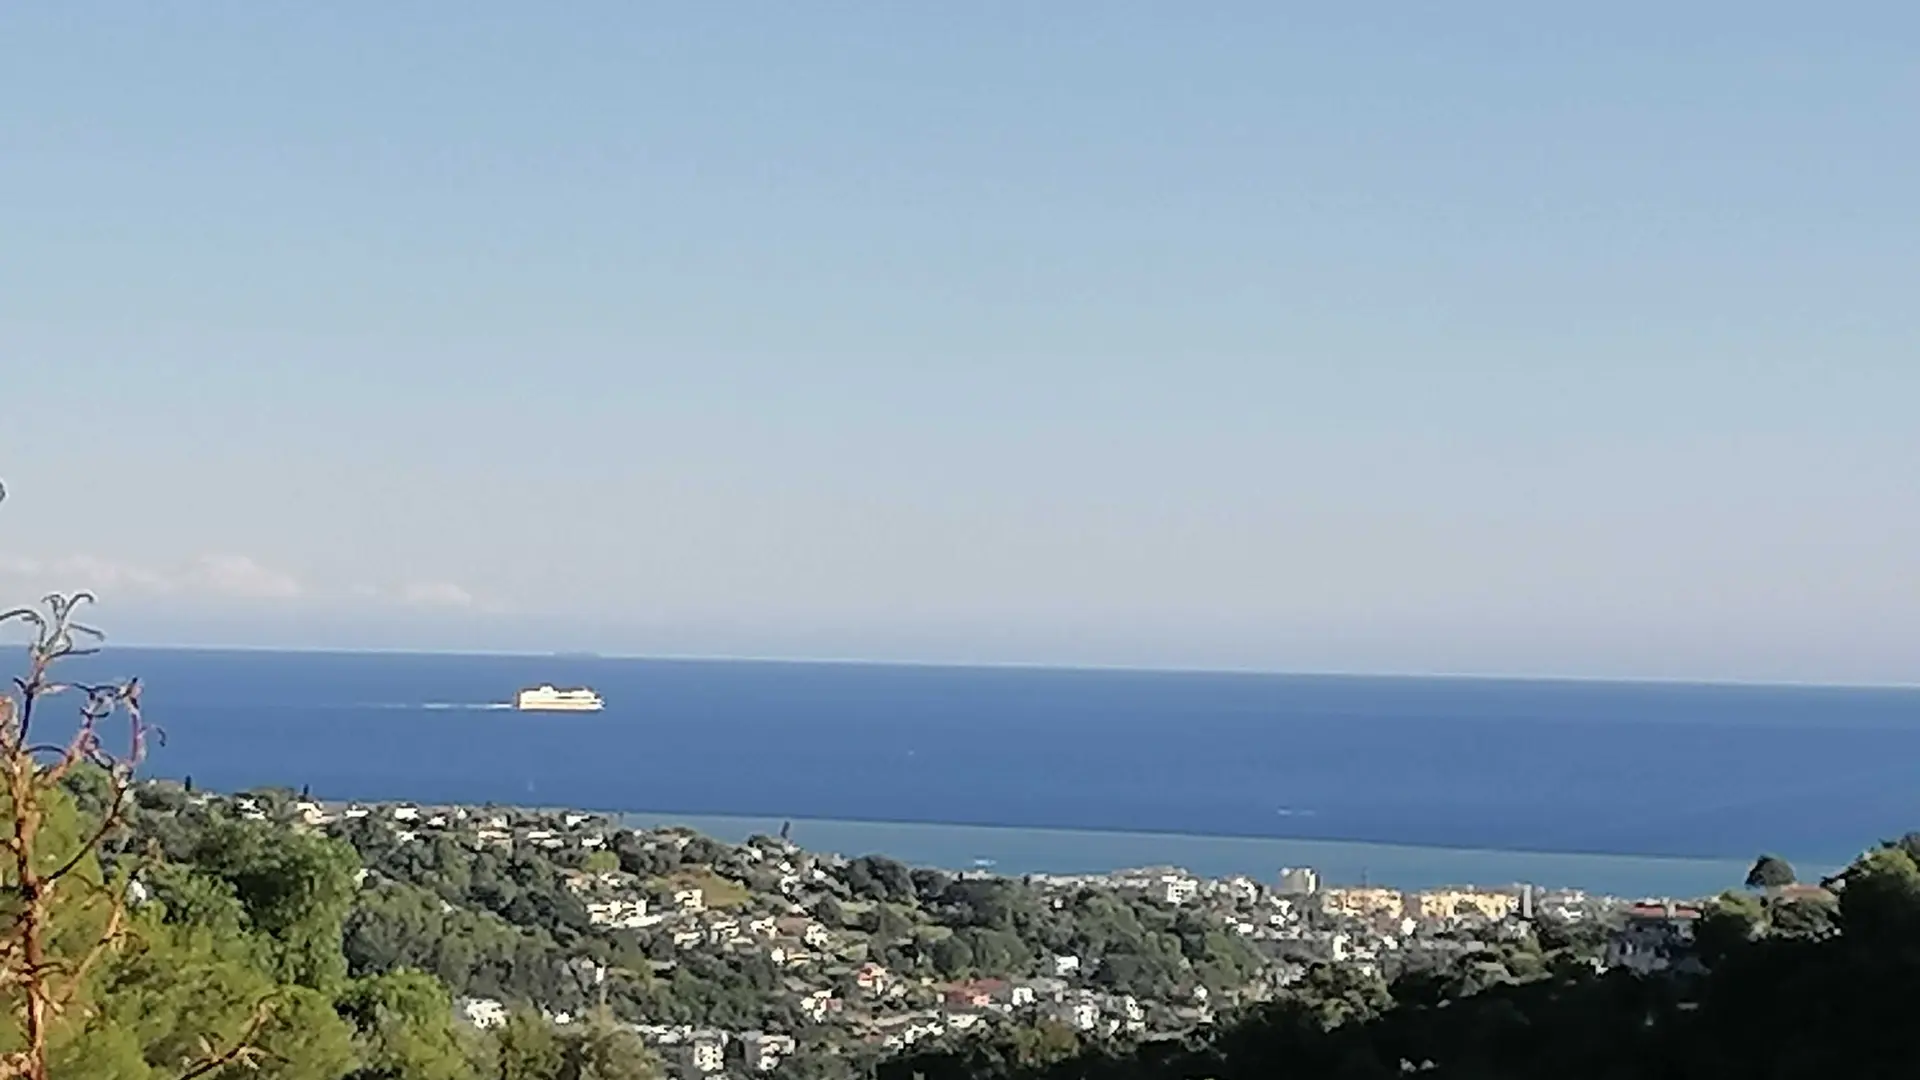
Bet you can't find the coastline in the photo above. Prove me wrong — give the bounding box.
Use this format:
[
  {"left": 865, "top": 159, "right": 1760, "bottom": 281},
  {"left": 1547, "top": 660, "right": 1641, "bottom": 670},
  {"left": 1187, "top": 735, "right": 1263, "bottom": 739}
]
[{"left": 614, "top": 809, "right": 1810, "bottom": 900}]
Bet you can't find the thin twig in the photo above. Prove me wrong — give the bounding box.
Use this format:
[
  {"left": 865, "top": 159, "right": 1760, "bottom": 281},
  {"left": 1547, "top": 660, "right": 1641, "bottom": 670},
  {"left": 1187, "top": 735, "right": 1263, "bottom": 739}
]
[{"left": 175, "top": 998, "right": 279, "bottom": 1080}]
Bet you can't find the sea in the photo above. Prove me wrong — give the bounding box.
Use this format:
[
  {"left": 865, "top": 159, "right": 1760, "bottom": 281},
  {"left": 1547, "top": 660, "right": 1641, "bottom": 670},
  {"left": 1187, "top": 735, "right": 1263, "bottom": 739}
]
[{"left": 35, "top": 647, "right": 1920, "bottom": 900}]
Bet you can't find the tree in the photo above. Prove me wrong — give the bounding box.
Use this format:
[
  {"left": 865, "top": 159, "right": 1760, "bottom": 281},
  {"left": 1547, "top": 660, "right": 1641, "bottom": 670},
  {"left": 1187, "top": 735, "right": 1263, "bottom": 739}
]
[
  {"left": 845, "top": 856, "right": 913, "bottom": 903},
  {"left": 1745, "top": 854, "right": 1796, "bottom": 890},
  {"left": 556, "top": 1012, "right": 660, "bottom": 1080},
  {"left": 0, "top": 482, "right": 334, "bottom": 1079},
  {"left": 337, "top": 969, "right": 475, "bottom": 1080},
  {"left": 0, "top": 588, "right": 152, "bottom": 1080},
  {"left": 3, "top": 584, "right": 316, "bottom": 1080},
  {"left": 490, "top": 1010, "right": 563, "bottom": 1080},
  {"left": 1695, "top": 891, "right": 1765, "bottom": 965},
  {"left": 1836, "top": 847, "right": 1920, "bottom": 946},
  {"left": 188, "top": 818, "right": 360, "bottom": 991}
]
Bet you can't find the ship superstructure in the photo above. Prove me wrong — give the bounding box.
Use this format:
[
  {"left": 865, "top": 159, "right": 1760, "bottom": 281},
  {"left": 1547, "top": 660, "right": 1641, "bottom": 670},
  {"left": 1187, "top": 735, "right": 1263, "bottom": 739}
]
[{"left": 514, "top": 685, "right": 604, "bottom": 712}]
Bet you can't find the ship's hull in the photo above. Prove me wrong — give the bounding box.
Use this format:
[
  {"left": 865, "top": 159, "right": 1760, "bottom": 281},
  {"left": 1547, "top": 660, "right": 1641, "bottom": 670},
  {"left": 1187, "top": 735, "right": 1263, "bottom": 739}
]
[{"left": 514, "top": 685, "right": 605, "bottom": 711}]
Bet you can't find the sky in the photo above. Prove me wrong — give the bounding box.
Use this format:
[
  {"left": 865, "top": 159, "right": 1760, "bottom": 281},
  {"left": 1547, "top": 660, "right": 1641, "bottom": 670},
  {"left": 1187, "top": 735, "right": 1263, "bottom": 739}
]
[{"left": 2, "top": 5, "right": 1917, "bottom": 682}]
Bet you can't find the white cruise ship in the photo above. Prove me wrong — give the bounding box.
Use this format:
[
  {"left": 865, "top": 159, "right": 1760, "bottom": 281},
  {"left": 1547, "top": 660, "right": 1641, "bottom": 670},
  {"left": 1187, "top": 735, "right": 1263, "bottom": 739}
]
[{"left": 514, "top": 685, "right": 604, "bottom": 712}]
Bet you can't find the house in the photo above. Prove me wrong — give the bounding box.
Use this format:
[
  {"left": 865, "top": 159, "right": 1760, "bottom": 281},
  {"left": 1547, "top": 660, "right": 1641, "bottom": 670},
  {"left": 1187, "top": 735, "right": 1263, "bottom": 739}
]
[
  {"left": 674, "top": 888, "right": 706, "bottom": 913},
  {"left": 1221, "top": 876, "right": 1262, "bottom": 903},
  {"left": 775, "top": 916, "right": 826, "bottom": 946},
  {"left": 1605, "top": 901, "right": 1704, "bottom": 974},
  {"left": 1414, "top": 889, "right": 1516, "bottom": 924},
  {"left": 671, "top": 1038, "right": 725, "bottom": 1075},
  {"left": 1046, "top": 997, "right": 1101, "bottom": 1031},
  {"left": 1167, "top": 877, "right": 1200, "bottom": 904},
  {"left": 290, "top": 801, "right": 332, "bottom": 827},
  {"left": 458, "top": 997, "right": 508, "bottom": 1030},
  {"left": 943, "top": 979, "right": 1005, "bottom": 1009},
  {"left": 740, "top": 1032, "right": 796, "bottom": 1074},
  {"left": 798, "top": 989, "right": 835, "bottom": 1023},
  {"left": 391, "top": 805, "right": 420, "bottom": 822},
  {"left": 854, "top": 962, "right": 891, "bottom": 992},
  {"left": 1319, "top": 887, "right": 1405, "bottom": 921},
  {"left": 1025, "top": 976, "right": 1070, "bottom": 1002},
  {"left": 585, "top": 898, "right": 656, "bottom": 930},
  {"left": 1052, "top": 954, "right": 1082, "bottom": 977},
  {"left": 1277, "top": 867, "right": 1321, "bottom": 895},
  {"left": 1000, "top": 982, "right": 1038, "bottom": 1008}
]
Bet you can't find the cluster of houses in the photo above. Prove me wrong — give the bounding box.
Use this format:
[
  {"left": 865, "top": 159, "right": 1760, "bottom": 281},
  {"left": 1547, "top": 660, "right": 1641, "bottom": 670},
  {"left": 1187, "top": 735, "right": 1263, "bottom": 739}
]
[{"left": 213, "top": 790, "right": 1729, "bottom": 1080}]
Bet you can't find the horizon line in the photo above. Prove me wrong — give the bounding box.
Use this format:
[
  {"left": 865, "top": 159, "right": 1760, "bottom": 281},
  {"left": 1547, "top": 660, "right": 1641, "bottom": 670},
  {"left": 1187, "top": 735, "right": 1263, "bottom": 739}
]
[{"left": 100, "top": 639, "right": 1920, "bottom": 693}]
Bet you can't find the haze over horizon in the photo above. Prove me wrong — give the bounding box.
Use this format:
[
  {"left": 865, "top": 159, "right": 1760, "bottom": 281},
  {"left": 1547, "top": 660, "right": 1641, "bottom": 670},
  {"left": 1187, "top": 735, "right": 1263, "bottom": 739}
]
[{"left": 4, "top": 5, "right": 1917, "bottom": 684}]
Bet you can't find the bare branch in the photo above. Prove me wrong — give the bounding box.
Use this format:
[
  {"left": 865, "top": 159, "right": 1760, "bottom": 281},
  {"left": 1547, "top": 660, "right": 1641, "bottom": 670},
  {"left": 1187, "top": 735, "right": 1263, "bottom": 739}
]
[
  {"left": 0, "top": 583, "right": 161, "bottom": 1080},
  {"left": 174, "top": 998, "right": 279, "bottom": 1080}
]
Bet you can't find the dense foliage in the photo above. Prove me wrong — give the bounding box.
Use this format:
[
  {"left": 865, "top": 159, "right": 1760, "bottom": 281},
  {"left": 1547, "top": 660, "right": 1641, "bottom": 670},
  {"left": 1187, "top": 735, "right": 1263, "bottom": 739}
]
[{"left": 0, "top": 777, "right": 664, "bottom": 1080}]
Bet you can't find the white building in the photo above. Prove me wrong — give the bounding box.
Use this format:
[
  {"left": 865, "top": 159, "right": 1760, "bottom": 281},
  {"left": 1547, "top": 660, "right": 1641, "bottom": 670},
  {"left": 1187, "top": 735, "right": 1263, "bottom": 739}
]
[
  {"left": 585, "top": 898, "right": 657, "bottom": 930},
  {"left": 458, "top": 997, "right": 508, "bottom": 1030},
  {"left": 678, "top": 1040, "right": 725, "bottom": 1075},
  {"left": 740, "top": 1032, "right": 796, "bottom": 1074},
  {"left": 1278, "top": 867, "right": 1320, "bottom": 895},
  {"left": 1161, "top": 875, "right": 1199, "bottom": 905},
  {"left": 1048, "top": 997, "right": 1101, "bottom": 1031}
]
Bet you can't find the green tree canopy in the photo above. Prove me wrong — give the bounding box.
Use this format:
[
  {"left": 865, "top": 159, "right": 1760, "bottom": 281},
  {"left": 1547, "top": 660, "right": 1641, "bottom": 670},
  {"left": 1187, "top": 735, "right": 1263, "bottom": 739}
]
[{"left": 1745, "top": 853, "right": 1797, "bottom": 890}]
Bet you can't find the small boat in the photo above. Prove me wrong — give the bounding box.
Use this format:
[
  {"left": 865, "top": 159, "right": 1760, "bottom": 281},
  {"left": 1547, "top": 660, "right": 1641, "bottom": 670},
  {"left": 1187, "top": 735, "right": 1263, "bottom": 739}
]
[{"left": 514, "top": 685, "right": 605, "bottom": 712}]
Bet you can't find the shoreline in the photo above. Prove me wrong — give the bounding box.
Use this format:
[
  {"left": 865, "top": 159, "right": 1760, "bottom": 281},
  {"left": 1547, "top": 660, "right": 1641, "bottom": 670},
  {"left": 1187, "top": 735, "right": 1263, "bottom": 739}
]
[
  {"left": 279, "top": 789, "right": 1832, "bottom": 899},
  {"left": 607, "top": 809, "right": 1799, "bottom": 900}
]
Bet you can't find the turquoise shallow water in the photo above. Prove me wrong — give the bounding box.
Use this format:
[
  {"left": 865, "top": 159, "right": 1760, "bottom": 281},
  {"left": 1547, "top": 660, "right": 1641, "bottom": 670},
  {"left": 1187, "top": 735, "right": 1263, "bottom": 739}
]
[{"left": 619, "top": 811, "right": 1824, "bottom": 900}]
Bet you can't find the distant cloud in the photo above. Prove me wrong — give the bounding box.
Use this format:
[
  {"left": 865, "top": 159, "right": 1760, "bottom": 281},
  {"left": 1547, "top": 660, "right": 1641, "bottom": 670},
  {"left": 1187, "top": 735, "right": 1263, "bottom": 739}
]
[
  {"left": 0, "top": 554, "right": 44, "bottom": 576},
  {"left": 398, "top": 581, "right": 476, "bottom": 608},
  {"left": 0, "top": 552, "right": 493, "bottom": 613},
  {"left": 0, "top": 553, "right": 180, "bottom": 594},
  {"left": 188, "top": 554, "right": 303, "bottom": 600},
  {"left": 0, "top": 550, "right": 302, "bottom": 602}
]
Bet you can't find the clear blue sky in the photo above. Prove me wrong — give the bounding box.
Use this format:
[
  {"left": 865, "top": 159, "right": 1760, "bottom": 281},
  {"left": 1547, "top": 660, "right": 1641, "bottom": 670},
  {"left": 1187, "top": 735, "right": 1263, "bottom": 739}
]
[{"left": 3, "top": 4, "right": 1916, "bottom": 681}]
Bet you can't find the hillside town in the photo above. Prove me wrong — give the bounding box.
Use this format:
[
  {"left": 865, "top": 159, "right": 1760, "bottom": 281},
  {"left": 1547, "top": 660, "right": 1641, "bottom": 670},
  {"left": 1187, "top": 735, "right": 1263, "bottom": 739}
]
[{"left": 166, "top": 787, "right": 1723, "bottom": 1079}]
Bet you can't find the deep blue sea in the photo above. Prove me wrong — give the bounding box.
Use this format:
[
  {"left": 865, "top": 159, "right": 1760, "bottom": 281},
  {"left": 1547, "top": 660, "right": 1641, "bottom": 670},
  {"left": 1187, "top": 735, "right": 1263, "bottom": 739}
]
[{"left": 38, "top": 647, "right": 1920, "bottom": 897}]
